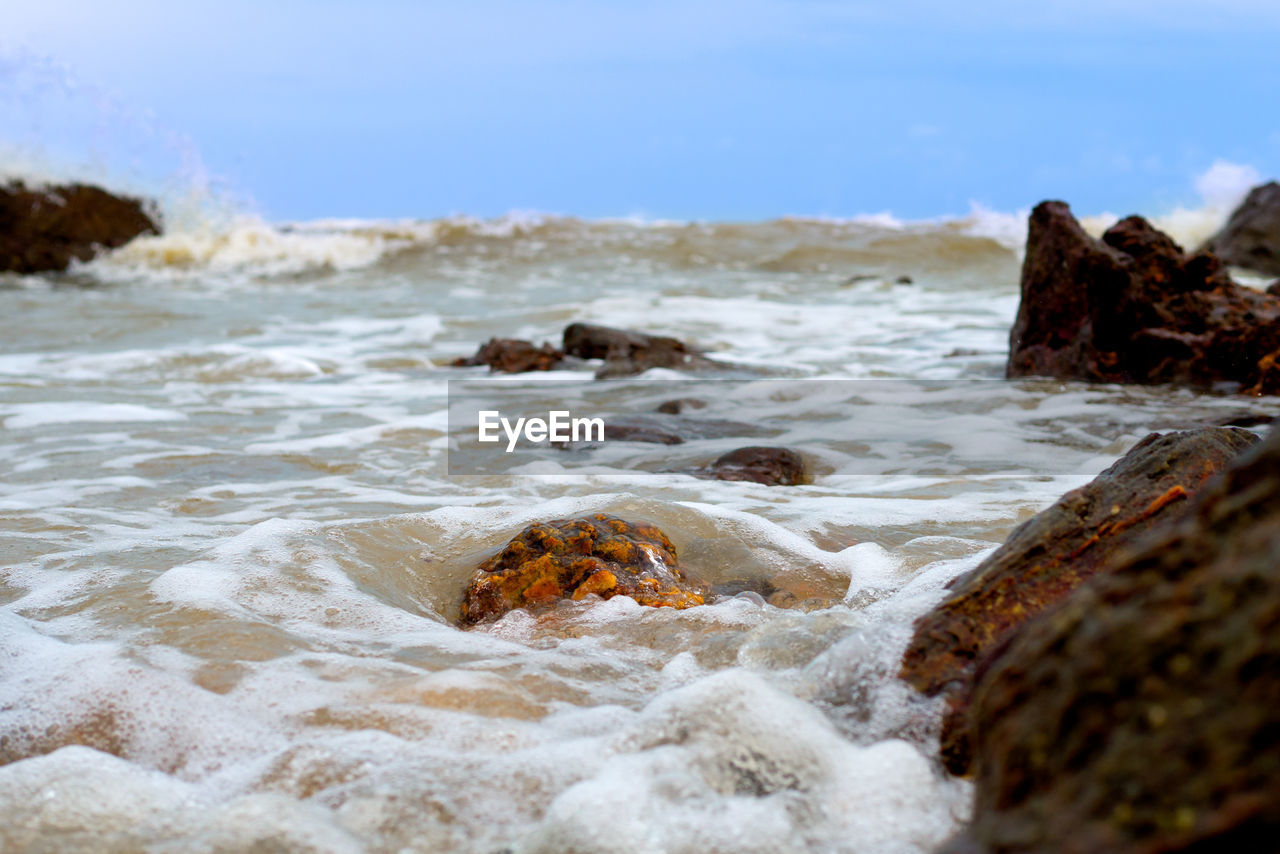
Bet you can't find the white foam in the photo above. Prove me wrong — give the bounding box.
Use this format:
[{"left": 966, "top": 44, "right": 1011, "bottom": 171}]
[{"left": 2, "top": 402, "right": 187, "bottom": 429}]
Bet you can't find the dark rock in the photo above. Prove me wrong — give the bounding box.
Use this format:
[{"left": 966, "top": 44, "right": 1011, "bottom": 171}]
[
  {"left": 901, "top": 427, "right": 1259, "bottom": 775},
  {"left": 459, "top": 513, "right": 708, "bottom": 624},
  {"left": 1267, "top": 279, "right": 1280, "bottom": 297},
  {"left": 1006, "top": 201, "right": 1280, "bottom": 394},
  {"left": 1202, "top": 181, "right": 1280, "bottom": 276},
  {"left": 704, "top": 446, "right": 806, "bottom": 486},
  {"left": 450, "top": 338, "right": 565, "bottom": 373},
  {"left": 951, "top": 425, "right": 1280, "bottom": 854},
  {"left": 655, "top": 398, "right": 707, "bottom": 415},
  {"left": 0, "top": 180, "right": 159, "bottom": 274},
  {"left": 562, "top": 323, "right": 720, "bottom": 378},
  {"left": 896, "top": 275, "right": 914, "bottom": 284}
]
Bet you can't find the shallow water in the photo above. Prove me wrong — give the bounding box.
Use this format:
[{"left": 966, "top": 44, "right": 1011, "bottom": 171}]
[{"left": 0, "top": 211, "right": 1268, "bottom": 852}]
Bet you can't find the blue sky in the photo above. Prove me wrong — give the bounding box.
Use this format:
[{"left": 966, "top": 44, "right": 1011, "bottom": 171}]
[{"left": 3, "top": 1, "right": 1279, "bottom": 221}]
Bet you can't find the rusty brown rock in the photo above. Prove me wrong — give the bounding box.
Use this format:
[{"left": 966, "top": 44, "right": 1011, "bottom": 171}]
[
  {"left": 948, "top": 424, "right": 1280, "bottom": 854},
  {"left": 1007, "top": 201, "right": 1280, "bottom": 394},
  {"left": 901, "top": 427, "right": 1259, "bottom": 775},
  {"left": 0, "top": 180, "right": 159, "bottom": 274},
  {"left": 450, "top": 338, "right": 565, "bottom": 373},
  {"left": 459, "top": 513, "right": 708, "bottom": 625}
]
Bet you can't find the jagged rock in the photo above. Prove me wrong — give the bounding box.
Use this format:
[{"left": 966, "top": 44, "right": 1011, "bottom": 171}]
[
  {"left": 703, "top": 446, "right": 806, "bottom": 486},
  {"left": 1202, "top": 181, "right": 1280, "bottom": 276},
  {"left": 901, "top": 427, "right": 1259, "bottom": 775},
  {"left": 450, "top": 338, "right": 565, "bottom": 373},
  {"left": 948, "top": 425, "right": 1280, "bottom": 853},
  {"left": 459, "top": 514, "right": 708, "bottom": 624},
  {"left": 562, "top": 323, "right": 720, "bottom": 378},
  {"left": 0, "top": 180, "right": 159, "bottom": 273},
  {"left": 1007, "top": 201, "right": 1280, "bottom": 394}
]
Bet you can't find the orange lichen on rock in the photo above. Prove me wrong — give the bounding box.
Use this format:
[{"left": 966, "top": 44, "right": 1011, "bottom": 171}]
[{"left": 459, "top": 513, "right": 708, "bottom": 625}]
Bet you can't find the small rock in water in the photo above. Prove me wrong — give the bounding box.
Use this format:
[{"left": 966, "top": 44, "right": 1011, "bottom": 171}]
[
  {"left": 562, "top": 322, "right": 720, "bottom": 378},
  {"left": 1007, "top": 200, "right": 1280, "bottom": 394},
  {"left": 655, "top": 398, "right": 707, "bottom": 415},
  {"left": 449, "top": 337, "right": 565, "bottom": 373},
  {"left": 703, "top": 446, "right": 806, "bottom": 486},
  {"left": 1, "top": 180, "right": 160, "bottom": 273},
  {"left": 901, "top": 427, "right": 1259, "bottom": 774},
  {"left": 459, "top": 513, "right": 708, "bottom": 625}
]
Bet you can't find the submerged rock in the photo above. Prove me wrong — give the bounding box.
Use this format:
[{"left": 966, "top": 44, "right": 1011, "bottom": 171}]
[
  {"left": 459, "top": 514, "right": 708, "bottom": 625},
  {"left": 450, "top": 338, "right": 566, "bottom": 373},
  {"left": 0, "top": 180, "right": 159, "bottom": 274},
  {"left": 951, "top": 425, "right": 1280, "bottom": 854},
  {"left": 1007, "top": 201, "right": 1280, "bottom": 394},
  {"left": 562, "top": 322, "right": 720, "bottom": 378},
  {"left": 1202, "top": 181, "right": 1280, "bottom": 276},
  {"left": 703, "top": 446, "right": 806, "bottom": 486},
  {"left": 901, "top": 427, "right": 1259, "bottom": 774}
]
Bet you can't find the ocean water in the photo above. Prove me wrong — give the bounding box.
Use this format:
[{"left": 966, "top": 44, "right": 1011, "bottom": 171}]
[{"left": 0, "top": 203, "right": 1269, "bottom": 853}]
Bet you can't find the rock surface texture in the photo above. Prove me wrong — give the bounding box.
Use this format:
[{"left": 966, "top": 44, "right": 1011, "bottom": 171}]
[
  {"left": 945, "top": 425, "right": 1280, "bottom": 853},
  {"left": 1007, "top": 201, "right": 1280, "bottom": 394},
  {"left": 902, "top": 427, "right": 1259, "bottom": 774},
  {"left": 1202, "top": 181, "right": 1280, "bottom": 276},
  {"left": 460, "top": 514, "right": 708, "bottom": 624},
  {"left": 0, "top": 181, "right": 159, "bottom": 274}
]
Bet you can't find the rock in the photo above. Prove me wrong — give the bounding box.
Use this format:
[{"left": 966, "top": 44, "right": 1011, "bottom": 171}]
[
  {"left": 0, "top": 180, "right": 159, "bottom": 274},
  {"left": 703, "top": 446, "right": 806, "bottom": 486},
  {"left": 1006, "top": 201, "right": 1280, "bottom": 394},
  {"left": 602, "top": 420, "right": 686, "bottom": 445},
  {"left": 1202, "top": 181, "right": 1280, "bottom": 276},
  {"left": 950, "top": 425, "right": 1280, "bottom": 854},
  {"left": 450, "top": 338, "right": 565, "bottom": 373},
  {"left": 459, "top": 513, "right": 708, "bottom": 625},
  {"left": 901, "top": 427, "right": 1259, "bottom": 775},
  {"left": 562, "top": 323, "right": 720, "bottom": 378},
  {"left": 655, "top": 398, "right": 707, "bottom": 415}
]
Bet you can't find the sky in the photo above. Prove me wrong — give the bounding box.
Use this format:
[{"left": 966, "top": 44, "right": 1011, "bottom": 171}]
[{"left": 2, "top": 0, "right": 1279, "bottom": 222}]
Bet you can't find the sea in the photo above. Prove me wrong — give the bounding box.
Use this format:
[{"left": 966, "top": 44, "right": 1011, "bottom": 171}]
[{"left": 0, "top": 188, "right": 1271, "bottom": 852}]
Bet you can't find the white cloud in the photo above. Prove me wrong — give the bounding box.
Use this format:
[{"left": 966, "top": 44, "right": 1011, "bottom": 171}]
[{"left": 1194, "top": 159, "right": 1261, "bottom": 210}]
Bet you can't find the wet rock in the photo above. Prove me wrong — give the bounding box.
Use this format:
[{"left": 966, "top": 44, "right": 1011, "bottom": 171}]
[
  {"left": 950, "top": 425, "right": 1280, "bottom": 854},
  {"left": 901, "top": 427, "right": 1259, "bottom": 775},
  {"left": 1202, "top": 181, "right": 1280, "bottom": 276},
  {"left": 562, "top": 323, "right": 720, "bottom": 378},
  {"left": 0, "top": 180, "right": 159, "bottom": 274},
  {"left": 450, "top": 338, "right": 565, "bottom": 373},
  {"left": 703, "top": 446, "right": 806, "bottom": 486},
  {"left": 459, "top": 513, "right": 708, "bottom": 625},
  {"left": 1007, "top": 201, "right": 1280, "bottom": 394},
  {"left": 655, "top": 398, "right": 707, "bottom": 415}
]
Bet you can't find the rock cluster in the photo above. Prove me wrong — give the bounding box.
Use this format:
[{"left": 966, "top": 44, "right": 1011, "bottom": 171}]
[{"left": 1007, "top": 201, "right": 1280, "bottom": 394}]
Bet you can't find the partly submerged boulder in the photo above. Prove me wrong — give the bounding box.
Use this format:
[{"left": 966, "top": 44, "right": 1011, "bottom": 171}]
[
  {"left": 450, "top": 338, "right": 566, "bottom": 373},
  {"left": 1007, "top": 201, "right": 1280, "bottom": 394},
  {"left": 901, "top": 427, "right": 1259, "bottom": 775},
  {"left": 950, "top": 424, "right": 1280, "bottom": 854},
  {"left": 0, "top": 181, "right": 159, "bottom": 274},
  {"left": 562, "top": 323, "right": 720, "bottom": 378},
  {"left": 703, "top": 446, "right": 806, "bottom": 486},
  {"left": 1202, "top": 181, "right": 1280, "bottom": 276},
  {"left": 459, "top": 513, "right": 708, "bottom": 625}
]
